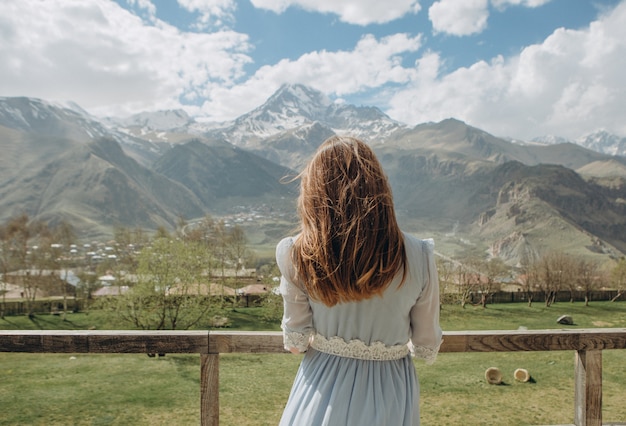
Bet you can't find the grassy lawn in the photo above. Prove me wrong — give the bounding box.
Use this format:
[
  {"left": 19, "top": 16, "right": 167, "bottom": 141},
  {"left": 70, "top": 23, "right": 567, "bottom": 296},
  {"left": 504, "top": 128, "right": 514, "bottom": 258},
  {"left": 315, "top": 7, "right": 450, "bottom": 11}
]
[{"left": 1, "top": 301, "right": 625, "bottom": 425}]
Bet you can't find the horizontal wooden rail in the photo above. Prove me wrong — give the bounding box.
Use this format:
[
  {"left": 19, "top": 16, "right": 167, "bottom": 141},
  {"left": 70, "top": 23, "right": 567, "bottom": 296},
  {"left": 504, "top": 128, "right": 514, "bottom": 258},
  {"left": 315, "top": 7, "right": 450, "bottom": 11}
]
[{"left": 2, "top": 328, "right": 626, "bottom": 426}]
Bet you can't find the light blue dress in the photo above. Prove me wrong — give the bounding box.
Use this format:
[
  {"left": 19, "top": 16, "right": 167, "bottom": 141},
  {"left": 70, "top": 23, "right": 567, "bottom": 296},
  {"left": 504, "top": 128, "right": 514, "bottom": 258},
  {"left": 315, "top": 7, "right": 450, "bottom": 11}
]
[{"left": 277, "top": 232, "right": 443, "bottom": 426}]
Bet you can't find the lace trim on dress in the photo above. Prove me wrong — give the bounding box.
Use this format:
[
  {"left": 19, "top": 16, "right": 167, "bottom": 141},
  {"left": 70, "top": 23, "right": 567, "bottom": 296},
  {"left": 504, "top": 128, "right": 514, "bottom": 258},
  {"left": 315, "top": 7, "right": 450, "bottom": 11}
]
[
  {"left": 410, "top": 339, "right": 442, "bottom": 365},
  {"left": 310, "top": 333, "right": 410, "bottom": 361},
  {"left": 283, "top": 329, "right": 314, "bottom": 352}
]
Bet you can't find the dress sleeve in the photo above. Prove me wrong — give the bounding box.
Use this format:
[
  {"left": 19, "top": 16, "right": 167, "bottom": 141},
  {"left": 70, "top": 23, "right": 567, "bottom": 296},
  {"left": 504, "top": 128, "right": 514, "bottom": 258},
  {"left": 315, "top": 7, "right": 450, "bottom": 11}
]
[
  {"left": 409, "top": 238, "right": 443, "bottom": 364},
  {"left": 276, "top": 237, "right": 314, "bottom": 352}
]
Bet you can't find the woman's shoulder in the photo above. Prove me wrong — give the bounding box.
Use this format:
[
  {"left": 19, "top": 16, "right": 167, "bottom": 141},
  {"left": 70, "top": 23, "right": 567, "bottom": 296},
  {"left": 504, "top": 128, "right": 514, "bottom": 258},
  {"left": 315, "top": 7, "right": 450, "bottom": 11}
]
[
  {"left": 401, "top": 232, "right": 436, "bottom": 289},
  {"left": 402, "top": 231, "right": 434, "bottom": 254},
  {"left": 275, "top": 236, "right": 297, "bottom": 275},
  {"left": 276, "top": 236, "right": 295, "bottom": 252}
]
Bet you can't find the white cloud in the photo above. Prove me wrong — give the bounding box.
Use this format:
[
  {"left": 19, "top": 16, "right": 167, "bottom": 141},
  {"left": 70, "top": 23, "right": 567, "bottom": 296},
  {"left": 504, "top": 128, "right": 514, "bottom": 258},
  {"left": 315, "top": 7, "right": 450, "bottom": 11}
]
[
  {"left": 127, "top": 0, "right": 157, "bottom": 16},
  {"left": 388, "top": 1, "right": 626, "bottom": 139},
  {"left": 250, "top": 0, "right": 421, "bottom": 25},
  {"left": 0, "top": 0, "right": 252, "bottom": 117},
  {"left": 197, "top": 33, "right": 422, "bottom": 121},
  {"left": 429, "top": 0, "right": 489, "bottom": 36},
  {"left": 491, "top": 0, "right": 552, "bottom": 9},
  {"left": 176, "top": 0, "right": 237, "bottom": 29},
  {"left": 429, "top": 0, "right": 553, "bottom": 37},
  {"left": 1, "top": 0, "right": 623, "bottom": 142}
]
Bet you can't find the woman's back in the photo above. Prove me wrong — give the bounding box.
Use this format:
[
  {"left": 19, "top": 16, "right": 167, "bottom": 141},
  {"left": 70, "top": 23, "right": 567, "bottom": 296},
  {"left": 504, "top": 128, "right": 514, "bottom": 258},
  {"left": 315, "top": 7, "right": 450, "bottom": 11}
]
[
  {"left": 278, "top": 136, "right": 441, "bottom": 425},
  {"left": 278, "top": 232, "right": 434, "bottom": 348}
]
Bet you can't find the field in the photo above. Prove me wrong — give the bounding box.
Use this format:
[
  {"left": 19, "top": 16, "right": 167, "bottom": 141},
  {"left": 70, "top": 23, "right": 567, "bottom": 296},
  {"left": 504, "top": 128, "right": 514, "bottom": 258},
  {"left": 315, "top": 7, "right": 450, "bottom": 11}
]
[{"left": 1, "top": 302, "right": 626, "bottom": 425}]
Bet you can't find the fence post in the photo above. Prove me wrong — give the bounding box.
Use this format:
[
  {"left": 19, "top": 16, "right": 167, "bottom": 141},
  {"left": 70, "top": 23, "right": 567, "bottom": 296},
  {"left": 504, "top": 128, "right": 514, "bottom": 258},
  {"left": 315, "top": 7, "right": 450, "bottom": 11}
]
[
  {"left": 574, "top": 349, "right": 602, "bottom": 426},
  {"left": 201, "top": 353, "right": 220, "bottom": 426}
]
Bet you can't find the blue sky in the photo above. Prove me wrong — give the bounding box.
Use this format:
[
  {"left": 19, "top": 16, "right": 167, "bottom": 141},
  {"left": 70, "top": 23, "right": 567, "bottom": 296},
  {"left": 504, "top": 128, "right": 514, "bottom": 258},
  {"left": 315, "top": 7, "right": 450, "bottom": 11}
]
[{"left": 1, "top": 0, "right": 625, "bottom": 140}]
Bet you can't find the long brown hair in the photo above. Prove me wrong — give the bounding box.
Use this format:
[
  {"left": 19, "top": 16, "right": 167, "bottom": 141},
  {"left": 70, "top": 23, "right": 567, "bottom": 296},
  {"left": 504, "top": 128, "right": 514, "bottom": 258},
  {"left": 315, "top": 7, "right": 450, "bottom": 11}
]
[{"left": 292, "top": 136, "right": 406, "bottom": 306}]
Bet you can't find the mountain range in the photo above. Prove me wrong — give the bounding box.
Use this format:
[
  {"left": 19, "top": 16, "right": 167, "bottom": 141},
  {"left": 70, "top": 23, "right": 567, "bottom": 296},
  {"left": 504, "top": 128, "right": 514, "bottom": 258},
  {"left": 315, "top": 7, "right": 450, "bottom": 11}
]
[
  {"left": 532, "top": 132, "right": 626, "bottom": 158},
  {"left": 1, "top": 84, "right": 625, "bottom": 265}
]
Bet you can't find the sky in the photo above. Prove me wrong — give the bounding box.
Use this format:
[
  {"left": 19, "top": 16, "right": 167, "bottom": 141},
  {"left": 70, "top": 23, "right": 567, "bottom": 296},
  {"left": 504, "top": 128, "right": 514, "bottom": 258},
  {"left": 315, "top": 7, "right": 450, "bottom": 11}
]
[{"left": 1, "top": 0, "right": 625, "bottom": 141}]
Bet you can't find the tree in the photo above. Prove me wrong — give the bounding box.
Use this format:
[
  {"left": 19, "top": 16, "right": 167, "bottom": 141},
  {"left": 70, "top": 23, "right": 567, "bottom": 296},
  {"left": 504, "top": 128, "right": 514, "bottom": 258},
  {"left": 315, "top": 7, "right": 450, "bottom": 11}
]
[
  {"left": 182, "top": 215, "right": 215, "bottom": 243},
  {"left": 610, "top": 257, "right": 626, "bottom": 302},
  {"left": 538, "top": 252, "right": 572, "bottom": 307},
  {"left": 257, "top": 262, "right": 283, "bottom": 322},
  {"left": 3, "top": 214, "right": 47, "bottom": 317},
  {"left": 436, "top": 257, "right": 455, "bottom": 306},
  {"left": 154, "top": 225, "right": 171, "bottom": 240},
  {"left": 0, "top": 222, "right": 12, "bottom": 319},
  {"left": 518, "top": 255, "right": 541, "bottom": 307},
  {"left": 211, "top": 220, "right": 230, "bottom": 283},
  {"left": 475, "top": 257, "right": 507, "bottom": 308},
  {"left": 557, "top": 255, "right": 580, "bottom": 303},
  {"left": 48, "top": 220, "right": 76, "bottom": 320},
  {"left": 114, "top": 226, "right": 147, "bottom": 263},
  {"left": 227, "top": 225, "right": 252, "bottom": 278},
  {"left": 105, "top": 237, "right": 225, "bottom": 330},
  {"left": 110, "top": 225, "right": 146, "bottom": 290},
  {"left": 76, "top": 269, "right": 100, "bottom": 314},
  {"left": 455, "top": 261, "right": 479, "bottom": 308},
  {"left": 575, "top": 258, "right": 601, "bottom": 306}
]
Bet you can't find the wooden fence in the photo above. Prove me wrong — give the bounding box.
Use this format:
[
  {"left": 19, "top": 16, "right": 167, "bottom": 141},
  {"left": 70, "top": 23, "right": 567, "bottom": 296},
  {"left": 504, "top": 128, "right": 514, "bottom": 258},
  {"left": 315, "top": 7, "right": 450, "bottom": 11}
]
[{"left": 1, "top": 329, "right": 626, "bottom": 426}]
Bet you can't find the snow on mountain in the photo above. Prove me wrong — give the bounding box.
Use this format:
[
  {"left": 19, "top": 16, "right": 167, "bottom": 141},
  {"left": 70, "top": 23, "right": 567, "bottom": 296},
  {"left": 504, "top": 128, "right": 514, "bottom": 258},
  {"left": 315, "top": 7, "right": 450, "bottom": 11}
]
[
  {"left": 213, "top": 84, "right": 332, "bottom": 145},
  {"left": 530, "top": 132, "right": 626, "bottom": 157},
  {"left": 326, "top": 103, "right": 403, "bottom": 142},
  {"left": 264, "top": 83, "right": 333, "bottom": 121},
  {"left": 101, "top": 84, "right": 404, "bottom": 147},
  {"left": 530, "top": 135, "right": 573, "bottom": 146},
  {"left": 0, "top": 96, "right": 170, "bottom": 166},
  {"left": 206, "top": 83, "right": 405, "bottom": 147},
  {"left": 576, "top": 130, "right": 626, "bottom": 157},
  {"left": 0, "top": 96, "right": 112, "bottom": 140},
  {"left": 112, "top": 109, "right": 193, "bottom": 131},
  {"left": 102, "top": 109, "right": 200, "bottom": 148},
  {"left": 50, "top": 100, "right": 94, "bottom": 117}
]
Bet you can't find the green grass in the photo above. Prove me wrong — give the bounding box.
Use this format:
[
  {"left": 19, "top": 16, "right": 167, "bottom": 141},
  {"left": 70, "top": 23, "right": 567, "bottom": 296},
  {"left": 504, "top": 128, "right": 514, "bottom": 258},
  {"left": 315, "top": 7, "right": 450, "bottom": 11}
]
[
  {"left": 439, "top": 300, "right": 626, "bottom": 330},
  {"left": 1, "top": 301, "right": 626, "bottom": 425},
  {"left": 0, "top": 306, "right": 282, "bottom": 332}
]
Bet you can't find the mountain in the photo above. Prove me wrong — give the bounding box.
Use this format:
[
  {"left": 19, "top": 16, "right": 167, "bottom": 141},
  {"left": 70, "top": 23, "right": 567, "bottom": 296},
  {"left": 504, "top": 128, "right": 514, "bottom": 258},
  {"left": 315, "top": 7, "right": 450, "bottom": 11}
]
[
  {"left": 152, "top": 138, "right": 297, "bottom": 210},
  {"left": 0, "top": 96, "right": 115, "bottom": 143},
  {"left": 241, "top": 122, "right": 336, "bottom": 172},
  {"left": 0, "top": 133, "right": 205, "bottom": 238},
  {"left": 114, "top": 109, "right": 193, "bottom": 131},
  {"left": 204, "top": 83, "right": 404, "bottom": 150},
  {"left": 476, "top": 161, "right": 626, "bottom": 261},
  {"left": 1, "top": 90, "right": 625, "bottom": 265},
  {"left": 531, "top": 135, "right": 571, "bottom": 146},
  {"left": 104, "top": 109, "right": 203, "bottom": 159},
  {"left": 577, "top": 131, "right": 626, "bottom": 157},
  {"left": 0, "top": 96, "right": 172, "bottom": 169},
  {"left": 532, "top": 131, "right": 626, "bottom": 157},
  {"left": 386, "top": 118, "right": 624, "bottom": 170},
  {"left": 102, "top": 84, "right": 403, "bottom": 166},
  {"left": 577, "top": 159, "right": 626, "bottom": 178},
  {"left": 363, "top": 118, "right": 626, "bottom": 263},
  {"left": 0, "top": 97, "right": 294, "bottom": 238}
]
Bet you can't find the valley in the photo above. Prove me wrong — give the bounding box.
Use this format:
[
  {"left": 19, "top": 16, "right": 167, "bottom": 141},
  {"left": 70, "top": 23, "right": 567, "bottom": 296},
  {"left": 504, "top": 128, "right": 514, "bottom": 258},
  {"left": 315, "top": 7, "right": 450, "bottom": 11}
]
[{"left": 1, "top": 84, "right": 625, "bottom": 266}]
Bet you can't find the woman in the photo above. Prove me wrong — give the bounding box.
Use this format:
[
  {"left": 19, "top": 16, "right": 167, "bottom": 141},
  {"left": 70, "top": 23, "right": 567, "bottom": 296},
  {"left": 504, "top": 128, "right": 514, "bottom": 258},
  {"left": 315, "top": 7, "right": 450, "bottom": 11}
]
[{"left": 277, "top": 136, "right": 442, "bottom": 426}]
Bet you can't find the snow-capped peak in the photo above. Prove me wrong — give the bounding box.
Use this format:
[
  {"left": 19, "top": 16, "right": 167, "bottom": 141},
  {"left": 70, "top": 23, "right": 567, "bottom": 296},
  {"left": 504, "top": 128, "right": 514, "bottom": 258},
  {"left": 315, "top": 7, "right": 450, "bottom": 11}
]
[
  {"left": 263, "top": 83, "right": 332, "bottom": 118},
  {"left": 576, "top": 130, "right": 626, "bottom": 157},
  {"left": 231, "top": 84, "right": 332, "bottom": 135},
  {"left": 530, "top": 135, "right": 572, "bottom": 145},
  {"left": 0, "top": 96, "right": 102, "bottom": 136},
  {"left": 529, "top": 131, "right": 626, "bottom": 156},
  {"left": 112, "top": 109, "right": 193, "bottom": 132},
  {"left": 209, "top": 84, "right": 404, "bottom": 146}
]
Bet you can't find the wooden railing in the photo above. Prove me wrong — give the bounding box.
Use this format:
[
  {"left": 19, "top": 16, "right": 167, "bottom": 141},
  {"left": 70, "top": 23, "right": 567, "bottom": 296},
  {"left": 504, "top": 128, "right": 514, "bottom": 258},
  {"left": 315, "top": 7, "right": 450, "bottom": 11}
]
[{"left": 1, "top": 328, "right": 626, "bottom": 426}]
